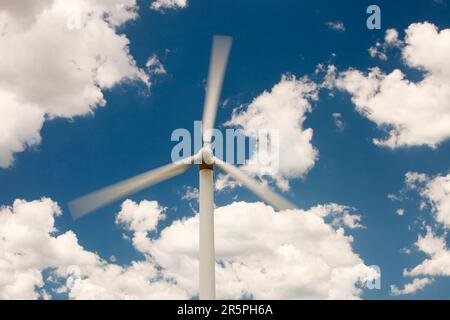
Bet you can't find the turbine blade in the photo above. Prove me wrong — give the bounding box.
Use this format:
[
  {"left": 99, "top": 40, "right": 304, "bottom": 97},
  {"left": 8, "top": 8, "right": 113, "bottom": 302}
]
[
  {"left": 214, "top": 158, "right": 296, "bottom": 211},
  {"left": 69, "top": 157, "right": 194, "bottom": 219},
  {"left": 202, "top": 35, "right": 232, "bottom": 143}
]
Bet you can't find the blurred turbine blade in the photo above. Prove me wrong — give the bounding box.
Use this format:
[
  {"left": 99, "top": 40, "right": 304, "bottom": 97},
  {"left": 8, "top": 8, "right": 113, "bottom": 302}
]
[
  {"left": 202, "top": 35, "right": 232, "bottom": 143},
  {"left": 214, "top": 158, "right": 295, "bottom": 211},
  {"left": 69, "top": 157, "right": 195, "bottom": 219}
]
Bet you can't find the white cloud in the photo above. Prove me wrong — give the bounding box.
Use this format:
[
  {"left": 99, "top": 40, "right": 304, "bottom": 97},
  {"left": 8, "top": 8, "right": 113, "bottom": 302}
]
[
  {"left": 0, "top": 197, "right": 188, "bottom": 299},
  {"left": 326, "top": 21, "right": 346, "bottom": 32},
  {"left": 405, "top": 172, "right": 430, "bottom": 189},
  {"left": 221, "top": 75, "right": 319, "bottom": 191},
  {"left": 396, "top": 208, "right": 405, "bottom": 216},
  {"left": 0, "top": 92, "right": 45, "bottom": 167},
  {"left": 181, "top": 186, "right": 199, "bottom": 201},
  {"left": 131, "top": 201, "right": 377, "bottom": 299},
  {"left": 0, "top": 0, "right": 149, "bottom": 168},
  {"left": 369, "top": 28, "right": 403, "bottom": 61},
  {"left": 0, "top": 198, "right": 97, "bottom": 299},
  {"left": 66, "top": 261, "right": 188, "bottom": 299},
  {"left": 385, "top": 28, "right": 401, "bottom": 46},
  {"left": 146, "top": 54, "right": 167, "bottom": 75},
  {"left": 116, "top": 199, "right": 166, "bottom": 233},
  {"left": 420, "top": 174, "right": 450, "bottom": 228},
  {"left": 150, "top": 0, "right": 188, "bottom": 11},
  {"left": 368, "top": 43, "right": 388, "bottom": 61},
  {"left": 391, "top": 172, "right": 450, "bottom": 292},
  {"left": 390, "top": 277, "right": 433, "bottom": 296},
  {"left": 330, "top": 22, "right": 450, "bottom": 149},
  {"left": 308, "top": 203, "right": 363, "bottom": 229},
  {"left": 404, "top": 227, "right": 450, "bottom": 277},
  {"left": 404, "top": 172, "right": 450, "bottom": 228},
  {"left": 0, "top": 197, "right": 375, "bottom": 299}
]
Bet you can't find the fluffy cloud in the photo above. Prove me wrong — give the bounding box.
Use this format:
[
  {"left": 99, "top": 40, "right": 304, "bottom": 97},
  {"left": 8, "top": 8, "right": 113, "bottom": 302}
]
[
  {"left": 330, "top": 23, "right": 450, "bottom": 149},
  {"left": 150, "top": 0, "right": 187, "bottom": 11},
  {"left": 0, "top": 198, "right": 376, "bottom": 299},
  {"left": 0, "top": 92, "right": 45, "bottom": 167},
  {"left": 404, "top": 172, "right": 450, "bottom": 228},
  {"left": 0, "top": 198, "right": 188, "bottom": 299},
  {"left": 404, "top": 227, "right": 450, "bottom": 278},
  {"left": 116, "top": 199, "right": 166, "bottom": 233},
  {"left": 220, "top": 75, "right": 319, "bottom": 191},
  {"left": 390, "top": 172, "right": 450, "bottom": 294},
  {"left": 0, "top": 198, "right": 97, "bottom": 299},
  {"left": 146, "top": 54, "right": 167, "bottom": 75},
  {"left": 390, "top": 277, "right": 433, "bottom": 296},
  {"left": 420, "top": 174, "right": 450, "bottom": 228},
  {"left": 368, "top": 28, "right": 402, "bottom": 60},
  {"left": 65, "top": 261, "right": 188, "bottom": 299},
  {"left": 116, "top": 199, "right": 167, "bottom": 254},
  {"left": 308, "top": 204, "right": 363, "bottom": 229},
  {"left": 0, "top": 0, "right": 148, "bottom": 168},
  {"left": 132, "top": 201, "right": 376, "bottom": 299}
]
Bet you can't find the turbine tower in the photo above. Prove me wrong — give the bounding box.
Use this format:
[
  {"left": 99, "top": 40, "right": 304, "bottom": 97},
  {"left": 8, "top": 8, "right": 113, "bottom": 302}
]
[{"left": 69, "top": 36, "right": 295, "bottom": 300}]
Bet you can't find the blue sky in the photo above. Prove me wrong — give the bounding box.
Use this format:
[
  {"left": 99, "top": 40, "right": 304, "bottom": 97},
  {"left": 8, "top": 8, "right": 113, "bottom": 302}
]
[{"left": 1, "top": 0, "right": 450, "bottom": 299}]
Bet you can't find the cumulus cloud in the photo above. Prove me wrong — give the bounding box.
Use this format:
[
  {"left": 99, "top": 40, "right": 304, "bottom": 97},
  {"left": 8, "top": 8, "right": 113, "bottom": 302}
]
[
  {"left": 329, "top": 22, "right": 450, "bottom": 149},
  {"left": 0, "top": 198, "right": 187, "bottom": 299},
  {"left": 65, "top": 260, "right": 188, "bottom": 299},
  {"left": 385, "top": 28, "right": 401, "bottom": 46},
  {"left": 150, "top": 0, "right": 188, "bottom": 11},
  {"left": 390, "top": 172, "right": 450, "bottom": 293},
  {"left": 404, "top": 227, "right": 450, "bottom": 277},
  {"left": 146, "top": 54, "right": 167, "bottom": 75},
  {"left": 0, "top": 93, "right": 45, "bottom": 167},
  {"left": 130, "top": 201, "right": 377, "bottom": 299},
  {"left": 0, "top": 0, "right": 149, "bottom": 168},
  {"left": 116, "top": 199, "right": 166, "bottom": 233},
  {"left": 403, "top": 172, "right": 450, "bottom": 228},
  {"left": 308, "top": 203, "right": 363, "bottom": 229},
  {"left": 369, "top": 28, "right": 402, "bottom": 60},
  {"left": 390, "top": 277, "right": 434, "bottom": 296},
  {"left": 0, "top": 197, "right": 376, "bottom": 299},
  {"left": 368, "top": 44, "right": 388, "bottom": 61},
  {"left": 420, "top": 174, "right": 450, "bottom": 228},
  {"left": 0, "top": 198, "right": 97, "bottom": 299},
  {"left": 219, "top": 75, "right": 319, "bottom": 191}
]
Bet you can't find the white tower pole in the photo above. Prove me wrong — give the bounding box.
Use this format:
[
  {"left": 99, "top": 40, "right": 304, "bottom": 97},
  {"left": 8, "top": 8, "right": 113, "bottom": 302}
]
[{"left": 198, "top": 163, "right": 216, "bottom": 300}]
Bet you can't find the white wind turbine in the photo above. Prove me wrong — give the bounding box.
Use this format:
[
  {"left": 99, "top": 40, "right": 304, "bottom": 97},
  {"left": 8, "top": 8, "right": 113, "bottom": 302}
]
[{"left": 69, "top": 35, "right": 295, "bottom": 300}]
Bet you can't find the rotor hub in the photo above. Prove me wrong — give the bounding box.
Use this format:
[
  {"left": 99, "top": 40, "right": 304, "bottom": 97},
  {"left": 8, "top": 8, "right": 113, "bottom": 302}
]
[{"left": 201, "top": 146, "right": 214, "bottom": 165}]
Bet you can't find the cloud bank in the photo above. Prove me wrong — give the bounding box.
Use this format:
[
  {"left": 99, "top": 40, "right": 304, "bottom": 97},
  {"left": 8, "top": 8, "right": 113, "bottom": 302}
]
[
  {"left": 0, "top": 0, "right": 148, "bottom": 168},
  {"left": 0, "top": 198, "right": 376, "bottom": 299}
]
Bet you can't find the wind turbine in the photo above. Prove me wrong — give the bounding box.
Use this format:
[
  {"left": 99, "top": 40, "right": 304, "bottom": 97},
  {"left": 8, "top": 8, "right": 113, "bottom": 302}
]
[{"left": 69, "top": 35, "right": 295, "bottom": 300}]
